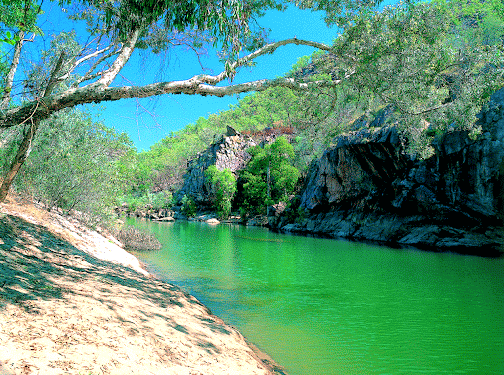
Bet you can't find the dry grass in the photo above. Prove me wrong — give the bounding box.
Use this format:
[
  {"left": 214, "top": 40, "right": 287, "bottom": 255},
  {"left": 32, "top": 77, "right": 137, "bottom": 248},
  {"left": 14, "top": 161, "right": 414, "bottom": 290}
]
[{"left": 116, "top": 225, "right": 162, "bottom": 251}]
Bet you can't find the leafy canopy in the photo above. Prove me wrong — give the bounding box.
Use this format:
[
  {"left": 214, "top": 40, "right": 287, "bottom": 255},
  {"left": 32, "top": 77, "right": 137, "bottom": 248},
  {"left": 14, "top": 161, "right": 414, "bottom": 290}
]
[
  {"left": 205, "top": 165, "right": 237, "bottom": 219},
  {"left": 1, "top": 108, "right": 133, "bottom": 224},
  {"left": 239, "top": 136, "right": 300, "bottom": 214},
  {"left": 70, "top": 0, "right": 386, "bottom": 57},
  {"left": 0, "top": 0, "right": 44, "bottom": 44}
]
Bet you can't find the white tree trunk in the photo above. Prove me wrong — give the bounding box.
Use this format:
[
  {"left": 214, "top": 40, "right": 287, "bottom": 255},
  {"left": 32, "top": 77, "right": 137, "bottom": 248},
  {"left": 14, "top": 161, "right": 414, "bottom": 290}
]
[{"left": 1, "top": 30, "right": 25, "bottom": 109}]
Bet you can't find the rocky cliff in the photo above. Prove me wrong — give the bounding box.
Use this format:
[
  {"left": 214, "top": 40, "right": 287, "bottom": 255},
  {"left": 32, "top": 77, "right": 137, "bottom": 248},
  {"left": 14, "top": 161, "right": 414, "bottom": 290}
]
[
  {"left": 177, "top": 127, "right": 257, "bottom": 205},
  {"left": 272, "top": 89, "right": 504, "bottom": 256}
]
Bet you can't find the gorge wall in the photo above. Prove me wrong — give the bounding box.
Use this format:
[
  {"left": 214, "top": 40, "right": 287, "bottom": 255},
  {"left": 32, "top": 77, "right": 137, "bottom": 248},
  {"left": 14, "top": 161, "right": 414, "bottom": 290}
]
[
  {"left": 177, "top": 127, "right": 257, "bottom": 205},
  {"left": 272, "top": 89, "right": 504, "bottom": 256}
]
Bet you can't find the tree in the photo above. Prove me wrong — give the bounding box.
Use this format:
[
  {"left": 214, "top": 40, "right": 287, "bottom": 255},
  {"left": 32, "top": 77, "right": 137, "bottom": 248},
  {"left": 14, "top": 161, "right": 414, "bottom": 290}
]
[
  {"left": 205, "top": 165, "right": 237, "bottom": 219},
  {"left": 239, "top": 136, "right": 299, "bottom": 215},
  {"left": 106, "top": 0, "right": 504, "bottom": 204},
  {"left": 0, "top": 0, "right": 385, "bottom": 202},
  {"left": 1, "top": 108, "right": 133, "bottom": 223}
]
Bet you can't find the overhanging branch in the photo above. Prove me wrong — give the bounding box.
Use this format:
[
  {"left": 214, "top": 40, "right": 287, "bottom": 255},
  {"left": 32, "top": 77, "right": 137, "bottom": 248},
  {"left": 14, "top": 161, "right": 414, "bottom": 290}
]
[
  {"left": 197, "top": 38, "right": 334, "bottom": 85},
  {"left": 0, "top": 76, "right": 343, "bottom": 128},
  {"left": 0, "top": 37, "right": 343, "bottom": 129}
]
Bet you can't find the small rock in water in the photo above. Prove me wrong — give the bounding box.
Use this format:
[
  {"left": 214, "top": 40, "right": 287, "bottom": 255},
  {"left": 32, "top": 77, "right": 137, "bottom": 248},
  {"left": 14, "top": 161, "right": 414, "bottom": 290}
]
[{"left": 155, "top": 216, "right": 175, "bottom": 221}]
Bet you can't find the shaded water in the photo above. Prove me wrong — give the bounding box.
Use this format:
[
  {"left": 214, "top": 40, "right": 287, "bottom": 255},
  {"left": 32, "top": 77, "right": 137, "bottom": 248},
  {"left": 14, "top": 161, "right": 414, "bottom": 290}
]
[{"left": 129, "top": 219, "right": 504, "bottom": 375}]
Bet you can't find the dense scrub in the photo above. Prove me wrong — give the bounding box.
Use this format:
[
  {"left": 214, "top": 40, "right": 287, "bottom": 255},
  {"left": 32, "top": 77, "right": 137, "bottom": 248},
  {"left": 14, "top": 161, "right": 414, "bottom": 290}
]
[{"left": 0, "top": 109, "right": 134, "bottom": 226}]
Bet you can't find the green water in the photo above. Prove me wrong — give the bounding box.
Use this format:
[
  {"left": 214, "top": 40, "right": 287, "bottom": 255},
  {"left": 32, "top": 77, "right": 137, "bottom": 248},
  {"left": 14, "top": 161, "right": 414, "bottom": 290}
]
[{"left": 129, "top": 219, "right": 504, "bottom": 375}]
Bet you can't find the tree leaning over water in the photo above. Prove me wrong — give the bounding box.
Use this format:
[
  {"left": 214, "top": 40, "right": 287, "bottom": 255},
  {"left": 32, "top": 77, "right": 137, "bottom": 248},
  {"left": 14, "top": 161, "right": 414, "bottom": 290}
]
[{"left": 0, "top": 0, "right": 503, "bottom": 202}]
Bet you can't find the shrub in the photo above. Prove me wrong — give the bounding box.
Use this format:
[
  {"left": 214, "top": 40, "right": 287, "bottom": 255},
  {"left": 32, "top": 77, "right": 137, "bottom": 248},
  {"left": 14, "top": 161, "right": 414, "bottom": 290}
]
[
  {"left": 117, "top": 225, "right": 162, "bottom": 251},
  {"left": 181, "top": 194, "right": 196, "bottom": 217},
  {"left": 205, "top": 165, "right": 237, "bottom": 219},
  {"left": 151, "top": 191, "right": 174, "bottom": 210}
]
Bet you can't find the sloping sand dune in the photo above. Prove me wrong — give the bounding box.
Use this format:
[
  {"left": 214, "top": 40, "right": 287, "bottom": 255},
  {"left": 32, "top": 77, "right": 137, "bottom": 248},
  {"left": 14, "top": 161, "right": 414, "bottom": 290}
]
[{"left": 0, "top": 202, "right": 283, "bottom": 375}]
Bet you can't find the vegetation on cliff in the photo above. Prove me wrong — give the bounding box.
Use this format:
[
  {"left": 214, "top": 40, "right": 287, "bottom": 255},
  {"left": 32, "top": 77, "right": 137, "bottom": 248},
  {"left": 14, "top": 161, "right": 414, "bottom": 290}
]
[
  {"left": 238, "top": 136, "right": 300, "bottom": 216},
  {"left": 0, "top": 0, "right": 382, "bottom": 202},
  {"left": 205, "top": 165, "right": 237, "bottom": 219},
  {"left": 120, "top": 0, "right": 504, "bottom": 214}
]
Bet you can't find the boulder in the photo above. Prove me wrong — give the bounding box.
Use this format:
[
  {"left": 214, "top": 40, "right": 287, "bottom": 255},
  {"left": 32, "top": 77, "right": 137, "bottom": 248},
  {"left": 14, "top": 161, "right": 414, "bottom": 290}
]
[{"left": 154, "top": 216, "right": 175, "bottom": 222}]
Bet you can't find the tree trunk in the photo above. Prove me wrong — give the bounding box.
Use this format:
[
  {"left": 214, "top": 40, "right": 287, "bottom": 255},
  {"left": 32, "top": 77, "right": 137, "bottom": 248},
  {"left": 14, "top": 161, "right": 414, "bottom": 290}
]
[
  {"left": 0, "top": 30, "right": 25, "bottom": 109},
  {"left": 0, "top": 49, "right": 70, "bottom": 202},
  {"left": 0, "top": 120, "right": 39, "bottom": 202}
]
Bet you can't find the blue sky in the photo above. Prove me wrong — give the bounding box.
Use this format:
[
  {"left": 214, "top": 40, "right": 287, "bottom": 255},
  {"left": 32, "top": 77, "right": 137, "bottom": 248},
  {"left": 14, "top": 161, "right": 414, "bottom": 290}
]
[
  {"left": 96, "top": 6, "right": 340, "bottom": 151},
  {"left": 37, "top": 3, "right": 391, "bottom": 151}
]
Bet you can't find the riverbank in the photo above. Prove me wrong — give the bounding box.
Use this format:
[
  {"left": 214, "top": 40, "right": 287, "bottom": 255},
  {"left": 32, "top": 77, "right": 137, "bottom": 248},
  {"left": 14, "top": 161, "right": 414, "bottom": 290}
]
[{"left": 0, "top": 199, "right": 284, "bottom": 375}]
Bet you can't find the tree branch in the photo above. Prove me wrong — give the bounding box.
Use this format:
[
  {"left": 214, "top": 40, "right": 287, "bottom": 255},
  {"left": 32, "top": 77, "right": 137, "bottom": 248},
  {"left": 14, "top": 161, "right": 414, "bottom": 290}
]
[
  {"left": 197, "top": 38, "right": 334, "bottom": 85},
  {"left": 43, "top": 51, "right": 67, "bottom": 96},
  {"left": 92, "top": 29, "right": 140, "bottom": 88},
  {"left": 0, "top": 37, "right": 342, "bottom": 129},
  {"left": 73, "top": 47, "right": 121, "bottom": 86},
  {"left": 62, "top": 44, "right": 113, "bottom": 79},
  {"left": 0, "top": 76, "right": 343, "bottom": 128}
]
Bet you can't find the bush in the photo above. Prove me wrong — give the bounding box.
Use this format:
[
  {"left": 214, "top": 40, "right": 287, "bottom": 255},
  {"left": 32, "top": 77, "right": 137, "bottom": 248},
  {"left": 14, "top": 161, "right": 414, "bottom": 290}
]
[
  {"left": 150, "top": 191, "right": 174, "bottom": 210},
  {"left": 238, "top": 136, "right": 300, "bottom": 215},
  {"left": 7, "top": 109, "right": 133, "bottom": 225},
  {"left": 181, "top": 194, "right": 196, "bottom": 217},
  {"left": 117, "top": 225, "right": 162, "bottom": 251},
  {"left": 205, "top": 165, "right": 237, "bottom": 219}
]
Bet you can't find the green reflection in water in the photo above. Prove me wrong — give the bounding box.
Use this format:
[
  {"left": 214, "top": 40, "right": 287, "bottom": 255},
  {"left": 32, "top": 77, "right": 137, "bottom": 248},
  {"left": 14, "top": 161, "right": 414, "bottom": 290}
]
[{"left": 129, "top": 219, "right": 504, "bottom": 375}]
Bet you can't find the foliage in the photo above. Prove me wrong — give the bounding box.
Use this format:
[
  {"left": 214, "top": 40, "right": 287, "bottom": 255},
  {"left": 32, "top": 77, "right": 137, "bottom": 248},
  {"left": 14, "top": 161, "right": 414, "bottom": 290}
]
[
  {"left": 120, "top": 190, "right": 173, "bottom": 213},
  {"left": 75, "top": 0, "right": 285, "bottom": 58},
  {"left": 0, "top": 0, "right": 43, "bottom": 44},
  {"left": 238, "top": 136, "right": 300, "bottom": 215},
  {"left": 2, "top": 109, "right": 134, "bottom": 224},
  {"left": 205, "top": 165, "right": 237, "bottom": 219},
  {"left": 180, "top": 194, "right": 196, "bottom": 218},
  {"left": 115, "top": 0, "right": 504, "bottom": 210},
  {"left": 325, "top": 0, "right": 503, "bottom": 147},
  {"left": 2, "top": 0, "right": 372, "bottom": 203},
  {"left": 2, "top": 0, "right": 502, "bottom": 216},
  {"left": 23, "top": 30, "right": 81, "bottom": 99},
  {"left": 150, "top": 190, "right": 174, "bottom": 210}
]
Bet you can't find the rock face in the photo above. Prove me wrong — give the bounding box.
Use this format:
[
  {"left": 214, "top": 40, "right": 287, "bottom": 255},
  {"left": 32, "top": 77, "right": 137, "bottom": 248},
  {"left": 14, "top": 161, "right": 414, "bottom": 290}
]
[
  {"left": 177, "top": 129, "right": 257, "bottom": 205},
  {"left": 272, "top": 90, "right": 504, "bottom": 256}
]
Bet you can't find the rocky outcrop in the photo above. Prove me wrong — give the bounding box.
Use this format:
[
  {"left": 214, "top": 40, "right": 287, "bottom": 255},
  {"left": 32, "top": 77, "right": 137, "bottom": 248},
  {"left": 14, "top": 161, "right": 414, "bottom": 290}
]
[
  {"left": 272, "top": 90, "right": 504, "bottom": 256},
  {"left": 177, "top": 128, "right": 257, "bottom": 205}
]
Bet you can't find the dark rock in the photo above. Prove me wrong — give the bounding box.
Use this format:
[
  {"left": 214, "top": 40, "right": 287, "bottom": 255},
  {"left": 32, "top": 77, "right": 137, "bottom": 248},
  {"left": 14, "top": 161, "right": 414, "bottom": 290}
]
[
  {"left": 398, "top": 226, "right": 441, "bottom": 247},
  {"left": 226, "top": 125, "right": 240, "bottom": 136},
  {"left": 301, "top": 125, "right": 408, "bottom": 211},
  {"left": 273, "top": 88, "right": 504, "bottom": 255}
]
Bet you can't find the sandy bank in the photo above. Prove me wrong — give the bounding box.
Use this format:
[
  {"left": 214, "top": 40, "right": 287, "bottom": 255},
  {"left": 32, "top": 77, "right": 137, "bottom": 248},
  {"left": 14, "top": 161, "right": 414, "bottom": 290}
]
[{"left": 0, "top": 201, "right": 283, "bottom": 375}]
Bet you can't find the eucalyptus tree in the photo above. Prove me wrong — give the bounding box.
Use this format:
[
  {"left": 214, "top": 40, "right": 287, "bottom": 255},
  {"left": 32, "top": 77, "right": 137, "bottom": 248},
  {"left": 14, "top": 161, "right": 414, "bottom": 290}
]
[{"left": 12, "top": 108, "right": 134, "bottom": 223}]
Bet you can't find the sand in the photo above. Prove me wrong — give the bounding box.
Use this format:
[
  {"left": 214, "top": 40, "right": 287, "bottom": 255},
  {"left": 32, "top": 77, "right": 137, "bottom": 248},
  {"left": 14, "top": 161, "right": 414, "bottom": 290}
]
[{"left": 0, "top": 200, "right": 284, "bottom": 375}]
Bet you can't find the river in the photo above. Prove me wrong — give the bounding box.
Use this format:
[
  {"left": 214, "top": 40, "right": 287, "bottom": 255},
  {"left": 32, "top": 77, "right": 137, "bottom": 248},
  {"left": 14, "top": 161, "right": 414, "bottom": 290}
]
[{"left": 128, "top": 218, "right": 504, "bottom": 375}]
